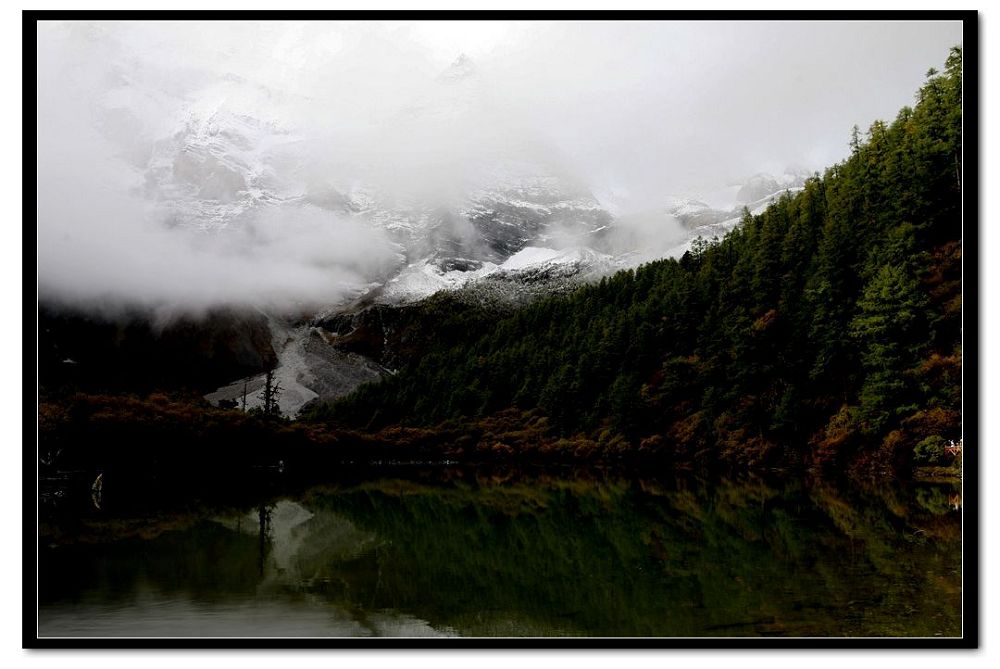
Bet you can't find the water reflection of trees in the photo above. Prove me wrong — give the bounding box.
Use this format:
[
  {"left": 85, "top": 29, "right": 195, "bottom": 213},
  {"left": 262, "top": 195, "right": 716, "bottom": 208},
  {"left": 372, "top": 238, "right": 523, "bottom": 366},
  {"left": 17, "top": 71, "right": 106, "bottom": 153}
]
[
  {"left": 296, "top": 473, "right": 961, "bottom": 637},
  {"left": 39, "top": 471, "right": 962, "bottom": 638}
]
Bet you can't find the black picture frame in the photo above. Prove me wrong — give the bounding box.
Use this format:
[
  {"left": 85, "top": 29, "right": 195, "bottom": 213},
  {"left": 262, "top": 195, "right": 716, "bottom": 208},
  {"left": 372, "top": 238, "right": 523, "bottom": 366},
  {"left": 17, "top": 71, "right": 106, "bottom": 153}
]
[{"left": 24, "top": 8, "right": 980, "bottom": 649}]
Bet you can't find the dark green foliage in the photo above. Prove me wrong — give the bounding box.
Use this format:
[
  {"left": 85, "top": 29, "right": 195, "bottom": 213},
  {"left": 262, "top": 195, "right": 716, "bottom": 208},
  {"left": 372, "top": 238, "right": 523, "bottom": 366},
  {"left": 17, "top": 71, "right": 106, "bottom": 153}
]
[
  {"left": 310, "top": 49, "right": 964, "bottom": 474},
  {"left": 851, "top": 262, "right": 927, "bottom": 432},
  {"left": 913, "top": 435, "right": 948, "bottom": 466}
]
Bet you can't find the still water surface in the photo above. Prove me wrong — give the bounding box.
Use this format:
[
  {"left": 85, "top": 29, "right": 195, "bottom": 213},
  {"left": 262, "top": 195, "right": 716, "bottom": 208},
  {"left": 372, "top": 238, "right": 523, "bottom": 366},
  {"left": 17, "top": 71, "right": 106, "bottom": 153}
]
[{"left": 38, "top": 470, "right": 962, "bottom": 638}]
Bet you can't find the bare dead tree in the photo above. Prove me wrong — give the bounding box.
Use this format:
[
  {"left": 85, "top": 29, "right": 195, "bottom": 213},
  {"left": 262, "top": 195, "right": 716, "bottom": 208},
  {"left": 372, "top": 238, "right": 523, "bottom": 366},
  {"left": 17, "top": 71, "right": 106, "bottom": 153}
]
[{"left": 258, "top": 368, "right": 283, "bottom": 416}]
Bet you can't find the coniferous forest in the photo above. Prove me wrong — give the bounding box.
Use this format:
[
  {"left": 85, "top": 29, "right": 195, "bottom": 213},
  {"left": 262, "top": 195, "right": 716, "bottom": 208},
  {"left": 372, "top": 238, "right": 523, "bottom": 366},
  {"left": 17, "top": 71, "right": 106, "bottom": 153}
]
[{"left": 305, "top": 48, "right": 964, "bottom": 478}]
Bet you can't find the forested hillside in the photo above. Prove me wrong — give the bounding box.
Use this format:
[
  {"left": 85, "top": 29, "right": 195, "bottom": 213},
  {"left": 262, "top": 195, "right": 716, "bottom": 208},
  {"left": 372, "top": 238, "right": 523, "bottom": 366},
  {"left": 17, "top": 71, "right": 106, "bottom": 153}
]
[{"left": 311, "top": 48, "right": 964, "bottom": 477}]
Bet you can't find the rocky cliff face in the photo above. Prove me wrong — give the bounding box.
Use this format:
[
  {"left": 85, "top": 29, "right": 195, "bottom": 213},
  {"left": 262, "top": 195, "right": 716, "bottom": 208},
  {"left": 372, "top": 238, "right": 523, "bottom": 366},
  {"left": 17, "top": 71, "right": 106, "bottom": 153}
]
[{"left": 460, "top": 163, "right": 612, "bottom": 260}]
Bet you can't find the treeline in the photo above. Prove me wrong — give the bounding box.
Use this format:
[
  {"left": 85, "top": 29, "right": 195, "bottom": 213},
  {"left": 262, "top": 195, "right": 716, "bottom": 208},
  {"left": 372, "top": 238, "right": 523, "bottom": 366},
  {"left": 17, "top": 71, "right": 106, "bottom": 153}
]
[{"left": 309, "top": 49, "right": 964, "bottom": 476}]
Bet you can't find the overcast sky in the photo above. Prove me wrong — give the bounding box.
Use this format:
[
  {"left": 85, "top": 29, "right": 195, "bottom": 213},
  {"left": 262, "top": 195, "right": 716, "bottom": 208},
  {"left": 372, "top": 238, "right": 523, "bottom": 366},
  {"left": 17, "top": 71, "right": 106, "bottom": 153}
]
[{"left": 36, "top": 19, "right": 963, "bottom": 313}]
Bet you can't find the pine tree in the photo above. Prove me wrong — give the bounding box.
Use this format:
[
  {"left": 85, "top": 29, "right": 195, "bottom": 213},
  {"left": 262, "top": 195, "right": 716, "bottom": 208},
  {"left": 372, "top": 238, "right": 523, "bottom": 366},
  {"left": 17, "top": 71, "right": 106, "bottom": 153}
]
[{"left": 851, "top": 263, "right": 927, "bottom": 432}]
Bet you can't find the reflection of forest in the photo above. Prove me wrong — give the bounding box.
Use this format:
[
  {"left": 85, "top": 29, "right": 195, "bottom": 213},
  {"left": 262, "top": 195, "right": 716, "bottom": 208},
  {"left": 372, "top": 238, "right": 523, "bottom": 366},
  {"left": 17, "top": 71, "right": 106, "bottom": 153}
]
[{"left": 39, "top": 472, "right": 962, "bottom": 638}]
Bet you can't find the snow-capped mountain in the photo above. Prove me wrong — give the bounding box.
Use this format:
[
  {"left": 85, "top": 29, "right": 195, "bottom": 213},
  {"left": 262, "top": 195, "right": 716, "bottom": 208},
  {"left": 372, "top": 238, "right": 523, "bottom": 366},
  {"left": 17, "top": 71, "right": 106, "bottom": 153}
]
[
  {"left": 378, "top": 246, "right": 620, "bottom": 306},
  {"left": 133, "top": 53, "right": 612, "bottom": 282},
  {"left": 380, "top": 257, "right": 500, "bottom": 304},
  {"left": 143, "top": 106, "right": 308, "bottom": 230}
]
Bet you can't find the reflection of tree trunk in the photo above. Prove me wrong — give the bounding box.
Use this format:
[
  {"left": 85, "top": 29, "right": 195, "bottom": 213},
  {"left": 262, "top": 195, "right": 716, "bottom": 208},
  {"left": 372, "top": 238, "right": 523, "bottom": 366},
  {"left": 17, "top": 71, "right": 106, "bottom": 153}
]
[
  {"left": 258, "top": 503, "right": 268, "bottom": 576},
  {"left": 91, "top": 472, "right": 103, "bottom": 511}
]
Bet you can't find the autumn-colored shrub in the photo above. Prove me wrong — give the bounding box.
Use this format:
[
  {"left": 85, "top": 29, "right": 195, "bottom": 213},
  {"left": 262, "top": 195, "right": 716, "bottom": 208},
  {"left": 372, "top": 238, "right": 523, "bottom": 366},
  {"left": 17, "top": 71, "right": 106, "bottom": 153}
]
[{"left": 811, "top": 404, "right": 862, "bottom": 470}]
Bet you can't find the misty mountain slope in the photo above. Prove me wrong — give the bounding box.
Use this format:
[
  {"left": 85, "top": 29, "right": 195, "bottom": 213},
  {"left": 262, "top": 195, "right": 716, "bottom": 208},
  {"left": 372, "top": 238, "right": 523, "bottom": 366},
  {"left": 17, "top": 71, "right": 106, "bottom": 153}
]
[
  {"left": 361, "top": 166, "right": 811, "bottom": 308},
  {"left": 40, "top": 117, "right": 815, "bottom": 415},
  {"left": 127, "top": 50, "right": 618, "bottom": 311},
  {"left": 333, "top": 159, "right": 612, "bottom": 269},
  {"left": 459, "top": 161, "right": 613, "bottom": 260},
  {"left": 614, "top": 176, "right": 811, "bottom": 261},
  {"left": 144, "top": 105, "right": 309, "bottom": 230},
  {"left": 311, "top": 50, "right": 964, "bottom": 478},
  {"left": 188, "top": 167, "right": 808, "bottom": 416}
]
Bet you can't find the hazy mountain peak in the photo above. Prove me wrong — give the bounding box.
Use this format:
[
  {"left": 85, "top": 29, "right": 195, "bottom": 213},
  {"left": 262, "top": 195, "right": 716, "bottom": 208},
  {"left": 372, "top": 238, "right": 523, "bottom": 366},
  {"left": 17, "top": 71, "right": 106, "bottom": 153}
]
[{"left": 439, "top": 53, "right": 476, "bottom": 82}]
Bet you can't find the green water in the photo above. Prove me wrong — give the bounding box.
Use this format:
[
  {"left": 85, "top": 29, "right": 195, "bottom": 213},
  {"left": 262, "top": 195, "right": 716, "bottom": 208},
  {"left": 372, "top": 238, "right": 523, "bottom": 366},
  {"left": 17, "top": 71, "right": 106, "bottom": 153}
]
[{"left": 36, "top": 470, "right": 962, "bottom": 638}]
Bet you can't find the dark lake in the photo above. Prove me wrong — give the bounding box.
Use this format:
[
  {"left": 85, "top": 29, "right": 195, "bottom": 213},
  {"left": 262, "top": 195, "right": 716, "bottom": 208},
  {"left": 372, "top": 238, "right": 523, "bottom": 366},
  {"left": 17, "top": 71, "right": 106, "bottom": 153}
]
[{"left": 36, "top": 469, "right": 963, "bottom": 638}]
